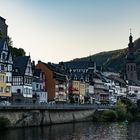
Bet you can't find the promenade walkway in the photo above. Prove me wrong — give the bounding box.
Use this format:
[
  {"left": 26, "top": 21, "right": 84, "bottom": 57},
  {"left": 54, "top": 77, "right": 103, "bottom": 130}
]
[{"left": 0, "top": 103, "right": 115, "bottom": 110}]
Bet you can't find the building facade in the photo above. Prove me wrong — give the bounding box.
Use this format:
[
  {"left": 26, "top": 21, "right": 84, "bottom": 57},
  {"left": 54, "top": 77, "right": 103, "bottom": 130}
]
[
  {"left": 0, "top": 17, "right": 13, "bottom": 101},
  {"left": 32, "top": 69, "right": 48, "bottom": 103},
  {"left": 12, "top": 56, "right": 33, "bottom": 103},
  {"left": 36, "top": 61, "right": 67, "bottom": 102}
]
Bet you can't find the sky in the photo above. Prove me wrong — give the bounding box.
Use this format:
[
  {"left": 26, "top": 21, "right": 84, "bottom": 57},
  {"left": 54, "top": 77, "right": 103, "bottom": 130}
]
[{"left": 0, "top": 0, "right": 140, "bottom": 63}]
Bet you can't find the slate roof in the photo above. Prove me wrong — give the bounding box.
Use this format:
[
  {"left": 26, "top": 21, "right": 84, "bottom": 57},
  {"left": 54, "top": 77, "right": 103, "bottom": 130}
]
[
  {"left": 40, "top": 62, "right": 67, "bottom": 81},
  {"left": 33, "top": 69, "right": 42, "bottom": 77},
  {"left": 43, "top": 62, "right": 66, "bottom": 74},
  {"left": 108, "top": 75, "right": 126, "bottom": 85},
  {"left": 13, "top": 56, "right": 30, "bottom": 76},
  {"left": 62, "top": 61, "right": 95, "bottom": 70},
  {"left": 0, "top": 39, "right": 6, "bottom": 53}
]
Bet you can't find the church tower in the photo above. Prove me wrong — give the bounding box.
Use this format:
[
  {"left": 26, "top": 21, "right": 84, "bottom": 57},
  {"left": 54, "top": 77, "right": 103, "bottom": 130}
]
[{"left": 126, "top": 31, "right": 137, "bottom": 83}]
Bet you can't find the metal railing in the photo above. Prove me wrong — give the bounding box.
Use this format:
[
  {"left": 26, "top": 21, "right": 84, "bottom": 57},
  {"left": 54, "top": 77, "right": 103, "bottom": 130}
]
[{"left": 0, "top": 103, "right": 115, "bottom": 110}]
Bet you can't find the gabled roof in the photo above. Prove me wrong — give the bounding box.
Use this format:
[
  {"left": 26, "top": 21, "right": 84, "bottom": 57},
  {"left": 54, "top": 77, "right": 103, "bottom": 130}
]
[
  {"left": 0, "top": 39, "right": 6, "bottom": 53},
  {"left": 13, "top": 56, "right": 30, "bottom": 75},
  {"left": 38, "top": 61, "right": 67, "bottom": 81},
  {"left": 42, "top": 62, "right": 66, "bottom": 74},
  {"left": 33, "top": 69, "right": 42, "bottom": 77},
  {"left": 108, "top": 75, "right": 126, "bottom": 85}
]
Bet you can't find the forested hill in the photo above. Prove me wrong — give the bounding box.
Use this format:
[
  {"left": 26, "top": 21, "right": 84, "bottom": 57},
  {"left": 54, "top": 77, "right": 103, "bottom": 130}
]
[{"left": 72, "top": 38, "right": 140, "bottom": 79}]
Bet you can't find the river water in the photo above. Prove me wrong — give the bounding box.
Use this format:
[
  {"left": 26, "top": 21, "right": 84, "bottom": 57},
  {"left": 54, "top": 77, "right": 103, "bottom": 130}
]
[{"left": 0, "top": 122, "right": 140, "bottom": 140}]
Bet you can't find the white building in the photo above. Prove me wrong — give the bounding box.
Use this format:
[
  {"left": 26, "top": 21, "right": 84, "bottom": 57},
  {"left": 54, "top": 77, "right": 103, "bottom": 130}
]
[
  {"left": 0, "top": 17, "right": 13, "bottom": 101},
  {"left": 12, "top": 56, "right": 33, "bottom": 103},
  {"left": 32, "top": 69, "right": 48, "bottom": 103}
]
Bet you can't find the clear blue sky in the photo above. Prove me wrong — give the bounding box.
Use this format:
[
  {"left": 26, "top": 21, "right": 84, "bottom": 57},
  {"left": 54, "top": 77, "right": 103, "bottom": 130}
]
[{"left": 0, "top": 0, "right": 140, "bottom": 63}]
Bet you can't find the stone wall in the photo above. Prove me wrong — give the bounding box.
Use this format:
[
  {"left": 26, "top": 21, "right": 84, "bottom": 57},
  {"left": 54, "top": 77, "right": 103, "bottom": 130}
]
[{"left": 0, "top": 109, "right": 95, "bottom": 128}]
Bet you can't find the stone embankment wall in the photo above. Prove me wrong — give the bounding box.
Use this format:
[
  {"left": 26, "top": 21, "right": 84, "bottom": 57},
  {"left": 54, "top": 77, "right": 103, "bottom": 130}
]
[{"left": 0, "top": 109, "right": 95, "bottom": 128}]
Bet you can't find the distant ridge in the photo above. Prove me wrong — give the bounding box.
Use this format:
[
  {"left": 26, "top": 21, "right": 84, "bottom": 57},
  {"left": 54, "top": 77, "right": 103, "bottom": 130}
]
[{"left": 71, "top": 38, "right": 140, "bottom": 79}]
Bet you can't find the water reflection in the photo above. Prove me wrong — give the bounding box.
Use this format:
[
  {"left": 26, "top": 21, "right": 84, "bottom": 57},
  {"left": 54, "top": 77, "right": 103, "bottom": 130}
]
[{"left": 0, "top": 122, "right": 140, "bottom": 140}]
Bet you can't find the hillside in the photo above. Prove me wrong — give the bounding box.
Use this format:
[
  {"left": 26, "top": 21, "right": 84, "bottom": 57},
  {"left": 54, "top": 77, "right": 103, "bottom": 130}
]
[{"left": 72, "top": 38, "right": 140, "bottom": 79}]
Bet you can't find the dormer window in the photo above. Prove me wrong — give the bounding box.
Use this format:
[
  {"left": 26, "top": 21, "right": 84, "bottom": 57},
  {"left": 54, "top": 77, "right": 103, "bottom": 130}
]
[
  {"left": 1, "top": 65, "right": 4, "bottom": 71},
  {"left": 15, "top": 68, "right": 18, "bottom": 73},
  {"left": 2, "top": 53, "right": 6, "bottom": 60}
]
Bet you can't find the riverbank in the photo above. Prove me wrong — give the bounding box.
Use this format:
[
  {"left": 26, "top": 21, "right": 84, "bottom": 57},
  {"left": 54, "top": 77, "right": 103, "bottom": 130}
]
[{"left": 0, "top": 107, "right": 96, "bottom": 128}]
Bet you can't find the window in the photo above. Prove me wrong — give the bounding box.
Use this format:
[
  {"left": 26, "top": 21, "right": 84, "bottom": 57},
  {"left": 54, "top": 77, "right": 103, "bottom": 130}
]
[
  {"left": 1, "top": 65, "right": 4, "bottom": 71},
  {"left": 0, "top": 87, "right": 4, "bottom": 93},
  {"left": 6, "top": 76, "right": 8, "bottom": 82},
  {"left": 17, "top": 89, "right": 21, "bottom": 94},
  {"left": 127, "top": 65, "right": 129, "bottom": 71},
  {"left": 131, "top": 65, "right": 133, "bottom": 71},
  {"left": 36, "top": 84, "right": 39, "bottom": 89},
  {"left": 2, "top": 53, "right": 6, "bottom": 60},
  {"left": 134, "top": 66, "right": 136, "bottom": 71}
]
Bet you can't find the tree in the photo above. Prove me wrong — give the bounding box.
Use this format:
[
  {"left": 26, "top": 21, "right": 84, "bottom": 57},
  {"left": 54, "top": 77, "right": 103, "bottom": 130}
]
[
  {"left": 115, "top": 101, "right": 127, "bottom": 121},
  {"left": 7, "top": 36, "right": 26, "bottom": 57}
]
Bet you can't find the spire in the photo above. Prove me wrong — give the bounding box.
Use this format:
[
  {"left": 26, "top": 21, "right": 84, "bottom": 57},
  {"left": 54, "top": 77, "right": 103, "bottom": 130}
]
[
  {"left": 129, "top": 28, "right": 133, "bottom": 44},
  {"left": 128, "top": 28, "right": 133, "bottom": 48}
]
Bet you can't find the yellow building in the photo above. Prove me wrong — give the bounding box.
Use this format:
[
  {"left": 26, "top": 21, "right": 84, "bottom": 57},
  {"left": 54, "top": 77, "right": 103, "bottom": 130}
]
[
  {"left": 0, "top": 17, "right": 13, "bottom": 100},
  {"left": 72, "top": 80, "right": 80, "bottom": 94},
  {"left": 71, "top": 80, "right": 86, "bottom": 104},
  {"left": 80, "top": 82, "right": 86, "bottom": 104},
  {"left": 0, "top": 73, "right": 6, "bottom": 96}
]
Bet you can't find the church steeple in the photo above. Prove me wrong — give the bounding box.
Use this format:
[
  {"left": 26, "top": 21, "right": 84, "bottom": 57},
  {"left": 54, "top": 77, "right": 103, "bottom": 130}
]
[
  {"left": 126, "top": 30, "right": 137, "bottom": 84},
  {"left": 128, "top": 29, "right": 134, "bottom": 49}
]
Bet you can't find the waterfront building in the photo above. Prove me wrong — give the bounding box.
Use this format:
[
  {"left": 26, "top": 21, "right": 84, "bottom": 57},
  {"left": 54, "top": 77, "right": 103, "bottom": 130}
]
[
  {"left": 36, "top": 61, "right": 67, "bottom": 102},
  {"left": 107, "top": 75, "right": 126, "bottom": 98},
  {"left": 126, "top": 32, "right": 137, "bottom": 84},
  {"left": 12, "top": 56, "right": 33, "bottom": 103},
  {"left": 0, "top": 17, "right": 13, "bottom": 101},
  {"left": 87, "top": 82, "right": 94, "bottom": 104},
  {"left": 127, "top": 85, "right": 140, "bottom": 102},
  {"left": 69, "top": 80, "right": 80, "bottom": 103},
  {"left": 80, "top": 81, "right": 86, "bottom": 104},
  {"left": 93, "top": 72, "right": 109, "bottom": 104},
  {"left": 32, "top": 68, "right": 48, "bottom": 104}
]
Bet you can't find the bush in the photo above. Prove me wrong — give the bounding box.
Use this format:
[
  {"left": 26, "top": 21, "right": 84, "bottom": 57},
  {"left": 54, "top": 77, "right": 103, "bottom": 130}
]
[
  {"left": 135, "top": 113, "right": 140, "bottom": 121},
  {"left": 137, "top": 99, "right": 140, "bottom": 108},
  {"left": 128, "top": 103, "right": 137, "bottom": 116},
  {"left": 126, "top": 112, "right": 133, "bottom": 121},
  {"left": 0, "top": 117, "right": 10, "bottom": 129},
  {"left": 115, "top": 101, "right": 127, "bottom": 121},
  {"left": 101, "top": 110, "right": 117, "bottom": 122}
]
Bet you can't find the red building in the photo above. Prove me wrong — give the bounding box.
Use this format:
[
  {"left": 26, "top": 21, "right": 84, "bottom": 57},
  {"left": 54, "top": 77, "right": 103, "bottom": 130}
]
[{"left": 36, "top": 61, "right": 67, "bottom": 102}]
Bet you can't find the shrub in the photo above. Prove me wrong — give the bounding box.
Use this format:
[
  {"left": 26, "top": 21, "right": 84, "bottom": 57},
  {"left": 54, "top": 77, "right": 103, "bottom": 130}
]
[
  {"left": 126, "top": 112, "right": 133, "bottom": 121},
  {"left": 135, "top": 113, "right": 140, "bottom": 121},
  {"left": 115, "top": 101, "right": 127, "bottom": 121},
  {"left": 0, "top": 117, "right": 10, "bottom": 129},
  {"left": 101, "top": 110, "right": 117, "bottom": 122}
]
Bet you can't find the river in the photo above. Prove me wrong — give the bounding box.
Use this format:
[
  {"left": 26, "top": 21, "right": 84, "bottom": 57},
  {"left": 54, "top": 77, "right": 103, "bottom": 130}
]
[{"left": 0, "top": 122, "right": 140, "bottom": 140}]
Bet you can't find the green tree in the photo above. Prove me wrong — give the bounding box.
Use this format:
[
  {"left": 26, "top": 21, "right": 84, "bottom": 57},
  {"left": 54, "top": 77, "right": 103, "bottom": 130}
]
[
  {"left": 8, "top": 37, "right": 26, "bottom": 57},
  {"left": 115, "top": 101, "right": 127, "bottom": 121},
  {"left": 101, "top": 110, "right": 117, "bottom": 122}
]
